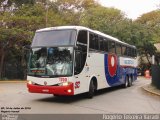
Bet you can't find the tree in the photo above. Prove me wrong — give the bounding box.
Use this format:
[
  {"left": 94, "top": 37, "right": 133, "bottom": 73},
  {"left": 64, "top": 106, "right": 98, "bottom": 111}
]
[
  {"left": 136, "top": 10, "right": 160, "bottom": 43},
  {"left": 48, "top": 0, "right": 98, "bottom": 25},
  {"left": 80, "top": 6, "right": 125, "bottom": 35},
  {"left": 0, "top": 0, "right": 35, "bottom": 6},
  {"left": 0, "top": 2, "right": 65, "bottom": 79},
  {"left": 135, "top": 10, "right": 160, "bottom": 65},
  {"left": 1, "top": 0, "right": 159, "bottom": 79},
  {"left": 0, "top": 28, "right": 32, "bottom": 78}
]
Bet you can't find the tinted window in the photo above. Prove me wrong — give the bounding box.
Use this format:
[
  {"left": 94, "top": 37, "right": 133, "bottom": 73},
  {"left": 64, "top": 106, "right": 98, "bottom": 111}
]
[
  {"left": 89, "top": 33, "right": 98, "bottom": 50},
  {"left": 132, "top": 48, "right": 137, "bottom": 57},
  {"left": 74, "top": 45, "right": 87, "bottom": 75},
  {"left": 99, "top": 37, "right": 104, "bottom": 51},
  {"left": 89, "top": 33, "right": 94, "bottom": 49},
  {"left": 95, "top": 35, "right": 99, "bottom": 50},
  {"left": 134, "top": 49, "right": 137, "bottom": 57},
  {"left": 77, "top": 30, "right": 87, "bottom": 44},
  {"left": 104, "top": 39, "right": 108, "bottom": 52},
  {"left": 127, "top": 47, "right": 132, "bottom": 57},
  {"left": 122, "top": 45, "right": 127, "bottom": 56},
  {"left": 108, "top": 41, "right": 115, "bottom": 53},
  {"left": 32, "top": 30, "right": 76, "bottom": 47},
  {"left": 116, "top": 43, "right": 122, "bottom": 55}
]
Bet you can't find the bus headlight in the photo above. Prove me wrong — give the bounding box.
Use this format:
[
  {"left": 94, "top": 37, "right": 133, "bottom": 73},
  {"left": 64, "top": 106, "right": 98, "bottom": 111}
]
[
  {"left": 58, "top": 82, "right": 71, "bottom": 86},
  {"left": 28, "top": 80, "right": 35, "bottom": 85},
  {"left": 67, "top": 89, "right": 72, "bottom": 93},
  {"left": 28, "top": 81, "right": 32, "bottom": 85}
]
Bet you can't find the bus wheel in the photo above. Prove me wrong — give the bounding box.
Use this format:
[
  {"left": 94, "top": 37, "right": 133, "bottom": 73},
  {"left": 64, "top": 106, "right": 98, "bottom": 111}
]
[
  {"left": 128, "top": 76, "right": 132, "bottom": 87},
  {"left": 87, "top": 80, "right": 95, "bottom": 98},
  {"left": 123, "top": 76, "right": 129, "bottom": 88}
]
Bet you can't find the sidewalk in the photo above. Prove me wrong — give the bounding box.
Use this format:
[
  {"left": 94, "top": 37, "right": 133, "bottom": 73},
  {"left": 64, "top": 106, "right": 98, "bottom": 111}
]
[{"left": 142, "top": 84, "right": 160, "bottom": 96}]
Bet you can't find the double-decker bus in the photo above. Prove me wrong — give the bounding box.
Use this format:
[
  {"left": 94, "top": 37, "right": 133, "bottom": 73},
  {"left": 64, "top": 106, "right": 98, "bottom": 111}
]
[{"left": 27, "top": 26, "right": 137, "bottom": 98}]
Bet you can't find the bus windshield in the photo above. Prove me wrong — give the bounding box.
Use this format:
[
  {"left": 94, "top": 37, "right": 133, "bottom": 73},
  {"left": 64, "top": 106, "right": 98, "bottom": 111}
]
[
  {"left": 31, "top": 30, "right": 76, "bottom": 47},
  {"left": 28, "top": 47, "right": 73, "bottom": 77}
]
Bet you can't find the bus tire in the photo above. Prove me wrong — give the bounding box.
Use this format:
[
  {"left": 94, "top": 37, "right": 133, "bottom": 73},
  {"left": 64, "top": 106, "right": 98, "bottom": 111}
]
[
  {"left": 87, "top": 80, "right": 95, "bottom": 98},
  {"left": 128, "top": 76, "right": 132, "bottom": 87},
  {"left": 123, "top": 76, "right": 129, "bottom": 88}
]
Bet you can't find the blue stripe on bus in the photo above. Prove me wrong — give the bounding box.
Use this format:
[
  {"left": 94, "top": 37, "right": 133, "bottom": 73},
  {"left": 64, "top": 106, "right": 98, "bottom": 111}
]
[
  {"left": 104, "top": 54, "right": 137, "bottom": 87},
  {"left": 104, "top": 54, "right": 119, "bottom": 86}
]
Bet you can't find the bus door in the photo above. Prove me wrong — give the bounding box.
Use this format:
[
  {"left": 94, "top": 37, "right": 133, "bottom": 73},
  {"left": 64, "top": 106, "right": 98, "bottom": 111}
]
[{"left": 74, "top": 30, "right": 88, "bottom": 94}]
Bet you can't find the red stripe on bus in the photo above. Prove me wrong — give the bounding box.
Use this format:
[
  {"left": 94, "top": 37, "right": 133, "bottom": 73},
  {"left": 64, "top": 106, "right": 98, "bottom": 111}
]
[{"left": 27, "top": 83, "right": 74, "bottom": 96}]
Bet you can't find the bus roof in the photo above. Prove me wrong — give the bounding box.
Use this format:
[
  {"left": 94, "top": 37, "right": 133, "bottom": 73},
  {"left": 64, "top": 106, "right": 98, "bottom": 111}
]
[{"left": 36, "top": 26, "right": 136, "bottom": 48}]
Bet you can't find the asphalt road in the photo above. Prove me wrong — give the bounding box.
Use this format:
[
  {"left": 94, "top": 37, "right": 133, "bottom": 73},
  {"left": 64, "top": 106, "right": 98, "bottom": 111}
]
[{"left": 0, "top": 77, "right": 160, "bottom": 114}]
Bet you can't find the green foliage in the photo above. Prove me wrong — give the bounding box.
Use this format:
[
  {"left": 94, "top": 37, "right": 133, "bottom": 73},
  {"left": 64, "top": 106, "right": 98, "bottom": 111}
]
[
  {"left": 136, "top": 10, "right": 160, "bottom": 43},
  {"left": 80, "top": 6, "right": 125, "bottom": 34},
  {"left": 0, "top": 0, "right": 35, "bottom": 6},
  {"left": 0, "top": 0, "right": 160, "bottom": 79},
  {"left": 135, "top": 10, "right": 160, "bottom": 65}
]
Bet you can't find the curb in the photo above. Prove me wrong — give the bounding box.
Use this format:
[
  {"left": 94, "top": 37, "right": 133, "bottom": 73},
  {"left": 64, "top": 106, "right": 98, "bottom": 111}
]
[{"left": 142, "top": 84, "right": 160, "bottom": 97}]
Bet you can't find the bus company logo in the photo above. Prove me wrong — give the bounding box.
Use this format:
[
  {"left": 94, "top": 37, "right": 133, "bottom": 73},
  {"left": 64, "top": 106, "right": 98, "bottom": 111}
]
[
  {"left": 108, "top": 54, "right": 117, "bottom": 77},
  {"left": 44, "top": 81, "right": 47, "bottom": 85},
  {"left": 124, "top": 60, "right": 134, "bottom": 65},
  {"left": 75, "top": 81, "right": 80, "bottom": 89}
]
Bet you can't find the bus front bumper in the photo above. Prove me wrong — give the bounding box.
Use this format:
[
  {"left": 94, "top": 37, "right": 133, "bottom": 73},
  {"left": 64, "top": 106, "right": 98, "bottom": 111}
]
[{"left": 27, "top": 83, "right": 74, "bottom": 96}]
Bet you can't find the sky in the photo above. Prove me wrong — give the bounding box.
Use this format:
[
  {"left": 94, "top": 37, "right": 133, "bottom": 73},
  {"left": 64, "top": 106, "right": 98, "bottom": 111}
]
[{"left": 98, "top": 0, "right": 160, "bottom": 19}]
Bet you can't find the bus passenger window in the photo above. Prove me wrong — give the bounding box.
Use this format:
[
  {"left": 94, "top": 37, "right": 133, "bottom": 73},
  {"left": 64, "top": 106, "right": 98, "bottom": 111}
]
[
  {"left": 99, "top": 37, "right": 104, "bottom": 51},
  {"left": 108, "top": 41, "right": 115, "bottom": 53},
  {"left": 89, "top": 33, "right": 95, "bottom": 49},
  {"left": 77, "top": 30, "right": 87, "bottom": 44},
  {"left": 116, "top": 44, "right": 122, "bottom": 55},
  {"left": 131, "top": 48, "right": 137, "bottom": 57},
  {"left": 94, "top": 35, "right": 99, "bottom": 50},
  {"left": 131, "top": 48, "right": 134, "bottom": 57},
  {"left": 104, "top": 39, "right": 108, "bottom": 52},
  {"left": 122, "top": 46, "right": 127, "bottom": 56},
  {"left": 127, "top": 47, "right": 132, "bottom": 57},
  {"left": 134, "top": 49, "right": 137, "bottom": 57}
]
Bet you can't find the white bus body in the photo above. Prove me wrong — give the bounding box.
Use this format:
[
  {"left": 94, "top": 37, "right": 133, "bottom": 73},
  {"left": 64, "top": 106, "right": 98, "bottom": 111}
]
[{"left": 27, "top": 26, "right": 137, "bottom": 97}]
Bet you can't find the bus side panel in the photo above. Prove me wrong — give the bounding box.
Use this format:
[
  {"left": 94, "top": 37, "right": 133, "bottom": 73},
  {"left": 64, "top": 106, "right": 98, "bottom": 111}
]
[
  {"left": 73, "top": 52, "right": 110, "bottom": 95},
  {"left": 119, "top": 57, "right": 138, "bottom": 82},
  {"left": 73, "top": 53, "right": 138, "bottom": 95}
]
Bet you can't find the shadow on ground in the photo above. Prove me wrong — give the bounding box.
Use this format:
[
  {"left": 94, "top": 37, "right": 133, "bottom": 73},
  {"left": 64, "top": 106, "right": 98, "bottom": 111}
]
[{"left": 34, "top": 85, "right": 124, "bottom": 104}]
